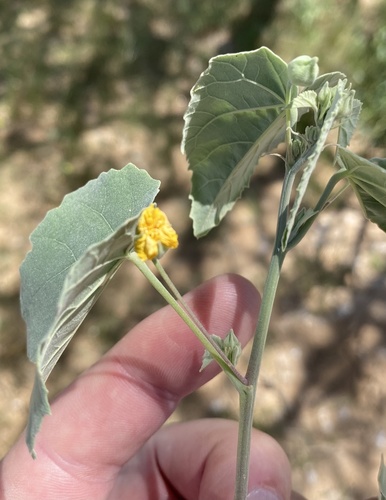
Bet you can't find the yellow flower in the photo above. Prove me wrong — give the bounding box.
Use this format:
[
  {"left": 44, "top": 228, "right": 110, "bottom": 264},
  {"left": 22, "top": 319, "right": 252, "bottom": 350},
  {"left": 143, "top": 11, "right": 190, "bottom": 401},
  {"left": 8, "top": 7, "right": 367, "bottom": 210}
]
[{"left": 135, "top": 204, "right": 178, "bottom": 261}]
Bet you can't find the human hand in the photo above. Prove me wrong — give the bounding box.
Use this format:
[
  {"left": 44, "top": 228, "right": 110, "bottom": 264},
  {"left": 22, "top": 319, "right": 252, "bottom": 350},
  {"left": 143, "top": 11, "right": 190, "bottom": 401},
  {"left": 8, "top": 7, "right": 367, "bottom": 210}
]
[{"left": 1, "top": 274, "right": 296, "bottom": 500}]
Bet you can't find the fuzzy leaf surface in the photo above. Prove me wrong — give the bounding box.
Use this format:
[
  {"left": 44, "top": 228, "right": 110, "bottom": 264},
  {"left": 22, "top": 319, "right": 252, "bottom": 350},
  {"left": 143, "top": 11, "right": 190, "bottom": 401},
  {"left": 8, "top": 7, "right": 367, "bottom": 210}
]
[
  {"left": 182, "top": 47, "right": 288, "bottom": 237},
  {"left": 20, "top": 164, "right": 160, "bottom": 455},
  {"left": 307, "top": 71, "right": 347, "bottom": 92},
  {"left": 282, "top": 80, "right": 346, "bottom": 250},
  {"left": 338, "top": 147, "right": 386, "bottom": 233}
]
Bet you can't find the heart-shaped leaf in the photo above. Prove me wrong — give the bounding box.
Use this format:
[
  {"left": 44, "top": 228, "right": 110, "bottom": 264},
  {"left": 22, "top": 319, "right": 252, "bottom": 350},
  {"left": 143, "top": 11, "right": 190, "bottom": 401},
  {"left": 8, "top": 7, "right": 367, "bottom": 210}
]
[
  {"left": 337, "top": 147, "right": 386, "bottom": 233},
  {"left": 20, "top": 163, "right": 160, "bottom": 456},
  {"left": 182, "top": 47, "right": 288, "bottom": 237}
]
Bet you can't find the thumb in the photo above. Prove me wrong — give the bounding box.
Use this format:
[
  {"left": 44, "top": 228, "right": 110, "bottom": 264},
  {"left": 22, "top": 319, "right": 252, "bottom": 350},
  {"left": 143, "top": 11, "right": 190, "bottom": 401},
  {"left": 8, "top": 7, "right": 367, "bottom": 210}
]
[{"left": 151, "top": 419, "right": 292, "bottom": 500}]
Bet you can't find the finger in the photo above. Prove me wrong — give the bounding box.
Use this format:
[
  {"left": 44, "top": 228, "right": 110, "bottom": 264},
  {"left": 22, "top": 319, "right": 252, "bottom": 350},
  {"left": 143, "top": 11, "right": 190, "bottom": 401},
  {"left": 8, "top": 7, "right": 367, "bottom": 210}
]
[
  {"left": 4, "top": 274, "right": 259, "bottom": 497},
  {"left": 113, "top": 419, "right": 292, "bottom": 500},
  {"left": 291, "top": 492, "right": 308, "bottom": 500}
]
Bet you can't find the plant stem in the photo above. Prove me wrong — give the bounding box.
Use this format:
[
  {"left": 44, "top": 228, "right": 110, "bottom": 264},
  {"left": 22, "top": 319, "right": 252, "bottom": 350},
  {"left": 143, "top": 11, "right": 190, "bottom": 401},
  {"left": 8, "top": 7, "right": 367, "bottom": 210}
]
[
  {"left": 234, "top": 171, "right": 347, "bottom": 498},
  {"left": 246, "top": 250, "right": 284, "bottom": 386},
  {"left": 127, "top": 252, "right": 247, "bottom": 386},
  {"left": 233, "top": 130, "right": 294, "bottom": 498},
  {"left": 153, "top": 258, "right": 209, "bottom": 338},
  {"left": 234, "top": 383, "right": 255, "bottom": 499},
  {"left": 233, "top": 248, "right": 284, "bottom": 500}
]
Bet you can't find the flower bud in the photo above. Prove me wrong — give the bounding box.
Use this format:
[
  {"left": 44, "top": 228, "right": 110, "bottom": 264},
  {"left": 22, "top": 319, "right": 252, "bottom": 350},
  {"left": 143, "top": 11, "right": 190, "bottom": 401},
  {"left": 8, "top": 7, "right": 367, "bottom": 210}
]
[{"left": 288, "top": 55, "right": 319, "bottom": 87}]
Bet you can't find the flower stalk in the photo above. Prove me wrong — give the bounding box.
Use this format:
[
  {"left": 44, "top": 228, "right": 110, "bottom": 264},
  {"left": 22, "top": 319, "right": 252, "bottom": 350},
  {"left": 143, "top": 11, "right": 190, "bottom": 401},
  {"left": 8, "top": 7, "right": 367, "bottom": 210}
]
[{"left": 129, "top": 204, "right": 247, "bottom": 387}]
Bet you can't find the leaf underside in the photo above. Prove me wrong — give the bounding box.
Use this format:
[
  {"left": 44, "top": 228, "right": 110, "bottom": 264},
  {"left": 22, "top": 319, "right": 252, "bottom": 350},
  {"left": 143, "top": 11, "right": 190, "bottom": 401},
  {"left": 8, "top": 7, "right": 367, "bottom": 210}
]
[
  {"left": 338, "top": 147, "right": 386, "bottom": 233},
  {"left": 182, "top": 47, "right": 289, "bottom": 237},
  {"left": 20, "top": 163, "right": 160, "bottom": 455}
]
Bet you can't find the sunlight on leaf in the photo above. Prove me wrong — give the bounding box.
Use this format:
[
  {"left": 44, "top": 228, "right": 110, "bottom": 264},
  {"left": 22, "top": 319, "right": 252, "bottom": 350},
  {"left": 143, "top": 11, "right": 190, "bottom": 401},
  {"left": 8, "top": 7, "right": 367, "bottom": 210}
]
[
  {"left": 182, "top": 47, "right": 288, "bottom": 237},
  {"left": 20, "top": 164, "right": 160, "bottom": 456}
]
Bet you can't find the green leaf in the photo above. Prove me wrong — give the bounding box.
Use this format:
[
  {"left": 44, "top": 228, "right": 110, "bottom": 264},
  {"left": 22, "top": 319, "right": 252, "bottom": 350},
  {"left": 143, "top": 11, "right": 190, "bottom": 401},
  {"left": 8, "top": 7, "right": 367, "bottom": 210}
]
[
  {"left": 290, "top": 90, "right": 318, "bottom": 128},
  {"left": 337, "top": 147, "right": 386, "bottom": 233},
  {"left": 291, "top": 90, "right": 318, "bottom": 116},
  {"left": 182, "top": 47, "right": 288, "bottom": 237},
  {"left": 20, "top": 164, "right": 160, "bottom": 456},
  {"left": 200, "top": 334, "right": 223, "bottom": 371},
  {"left": 379, "top": 455, "right": 386, "bottom": 500},
  {"left": 337, "top": 92, "right": 362, "bottom": 148},
  {"left": 307, "top": 71, "right": 347, "bottom": 92},
  {"left": 289, "top": 72, "right": 346, "bottom": 131}
]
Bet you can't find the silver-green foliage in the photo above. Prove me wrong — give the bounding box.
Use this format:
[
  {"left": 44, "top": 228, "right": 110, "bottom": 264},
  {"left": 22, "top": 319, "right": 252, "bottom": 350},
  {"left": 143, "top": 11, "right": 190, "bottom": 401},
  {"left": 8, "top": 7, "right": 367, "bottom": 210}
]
[
  {"left": 338, "top": 148, "right": 386, "bottom": 233},
  {"left": 20, "top": 49, "right": 386, "bottom": 492},
  {"left": 182, "top": 47, "right": 386, "bottom": 498},
  {"left": 182, "top": 47, "right": 386, "bottom": 248},
  {"left": 182, "top": 47, "right": 288, "bottom": 237},
  {"left": 21, "top": 164, "right": 159, "bottom": 456}
]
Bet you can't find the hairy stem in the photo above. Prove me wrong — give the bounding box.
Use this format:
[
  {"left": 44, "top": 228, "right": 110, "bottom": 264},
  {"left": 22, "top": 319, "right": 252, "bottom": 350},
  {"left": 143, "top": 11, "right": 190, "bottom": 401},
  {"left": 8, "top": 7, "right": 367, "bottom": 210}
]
[
  {"left": 128, "top": 252, "right": 247, "bottom": 386},
  {"left": 153, "top": 258, "right": 209, "bottom": 338},
  {"left": 234, "top": 383, "right": 255, "bottom": 499},
  {"left": 233, "top": 250, "right": 284, "bottom": 500}
]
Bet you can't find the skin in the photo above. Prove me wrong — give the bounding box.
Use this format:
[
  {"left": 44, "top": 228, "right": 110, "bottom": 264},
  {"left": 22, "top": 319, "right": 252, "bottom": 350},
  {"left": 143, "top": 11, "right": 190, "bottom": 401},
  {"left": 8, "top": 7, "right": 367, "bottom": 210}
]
[{"left": 0, "top": 273, "right": 356, "bottom": 499}]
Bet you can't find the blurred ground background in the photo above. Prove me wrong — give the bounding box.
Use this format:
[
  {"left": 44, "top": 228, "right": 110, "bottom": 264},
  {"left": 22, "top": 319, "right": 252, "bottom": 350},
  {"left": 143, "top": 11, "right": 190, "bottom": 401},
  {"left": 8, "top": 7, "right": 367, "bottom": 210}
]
[{"left": 1, "top": 0, "right": 386, "bottom": 498}]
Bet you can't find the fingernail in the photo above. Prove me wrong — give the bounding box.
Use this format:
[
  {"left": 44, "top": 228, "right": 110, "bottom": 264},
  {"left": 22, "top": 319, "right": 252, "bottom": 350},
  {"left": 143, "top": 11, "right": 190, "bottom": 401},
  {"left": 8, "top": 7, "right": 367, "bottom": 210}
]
[{"left": 247, "top": 487, "right": 283, "bottom": 500}]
